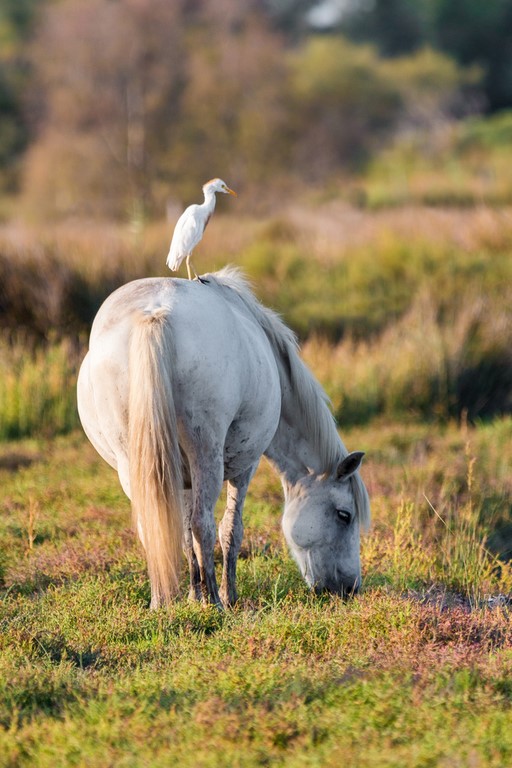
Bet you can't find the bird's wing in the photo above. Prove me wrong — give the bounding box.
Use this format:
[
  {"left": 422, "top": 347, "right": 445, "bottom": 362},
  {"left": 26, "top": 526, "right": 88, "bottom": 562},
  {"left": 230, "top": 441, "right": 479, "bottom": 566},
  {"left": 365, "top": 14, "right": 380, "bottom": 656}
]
[{"left": 166, "top": 205, "right": 203, "bottom": 270}]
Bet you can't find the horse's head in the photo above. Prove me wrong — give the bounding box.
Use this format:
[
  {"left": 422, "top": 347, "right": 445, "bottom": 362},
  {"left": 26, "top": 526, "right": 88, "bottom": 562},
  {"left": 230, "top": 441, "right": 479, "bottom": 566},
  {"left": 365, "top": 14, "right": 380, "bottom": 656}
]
[{"left": 282, "top": 452, "right": 368, "bottom": 597}]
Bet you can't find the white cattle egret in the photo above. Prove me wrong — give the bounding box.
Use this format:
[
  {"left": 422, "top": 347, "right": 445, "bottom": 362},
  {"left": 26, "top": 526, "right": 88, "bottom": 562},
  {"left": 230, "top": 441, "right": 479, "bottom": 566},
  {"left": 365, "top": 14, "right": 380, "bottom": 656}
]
[{"left": 166, "top": 178, "right": 237, "bottom": 283}]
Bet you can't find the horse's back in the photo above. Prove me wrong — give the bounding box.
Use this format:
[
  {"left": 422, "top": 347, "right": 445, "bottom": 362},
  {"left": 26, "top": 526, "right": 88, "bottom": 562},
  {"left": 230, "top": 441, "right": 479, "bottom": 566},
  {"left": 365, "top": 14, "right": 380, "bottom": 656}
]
[
  {"left": 80, "top": 276, "right": 282, "bottom": 479},
  {"left": 91, "top": 276, "right": 279, "bottom": 407}
]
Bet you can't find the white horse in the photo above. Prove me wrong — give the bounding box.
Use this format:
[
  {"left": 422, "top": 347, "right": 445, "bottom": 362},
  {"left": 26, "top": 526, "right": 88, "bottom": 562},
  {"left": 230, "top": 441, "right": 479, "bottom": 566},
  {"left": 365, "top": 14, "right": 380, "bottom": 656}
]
[{"left": 77, "top": 267, "right": 370, "bottom": 608}]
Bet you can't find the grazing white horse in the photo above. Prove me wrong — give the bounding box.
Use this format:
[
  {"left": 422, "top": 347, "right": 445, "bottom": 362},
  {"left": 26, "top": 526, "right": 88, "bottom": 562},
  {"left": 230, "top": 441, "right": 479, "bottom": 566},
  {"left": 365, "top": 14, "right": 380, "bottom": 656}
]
[{"left": 77, "top": 267, "right": 370, "bottom": 608}]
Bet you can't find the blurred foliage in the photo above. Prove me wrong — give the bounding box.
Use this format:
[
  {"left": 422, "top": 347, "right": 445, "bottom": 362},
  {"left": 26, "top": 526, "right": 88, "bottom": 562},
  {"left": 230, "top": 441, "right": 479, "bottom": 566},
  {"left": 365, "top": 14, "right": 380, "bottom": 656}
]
[
  {"left": 363, "top": 110, "right": 512, "bottom": 208},
  {"left": 23, "top": 0, "right": 191, "bottom": 218},
  {"left": 335, "top": 0, "right": 429, "bottom": 55},
  {"left": 461, "top": 110, "right": 512, "bottom": 149},
  {"left": 0, "top": 0, "right": 494, "bottom": 219},
  {"left": 1, "top": 204, "right": 512, "bottom": 428},
  {"left": 238, "top": 217, "right": 512, "bottom": 345},
  {"left": 288, "top": 37, "right": 403, "bottom": 174},
  {"left": 0, "top": 0, "right": 42, "bottom": 191},
  {"left": 432, "top": 0, "right": 512, "bottom": 112},
  {"left": 19, "top": 0, "right": 295, "bottom": 218},
  {"left": 327, "top": 0, "right": 512, "bottom": 113}
]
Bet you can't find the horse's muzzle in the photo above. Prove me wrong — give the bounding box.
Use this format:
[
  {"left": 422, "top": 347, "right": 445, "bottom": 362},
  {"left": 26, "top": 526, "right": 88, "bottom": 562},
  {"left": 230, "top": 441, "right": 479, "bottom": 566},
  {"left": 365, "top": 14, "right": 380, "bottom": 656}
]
[{"left": 314, "top": 577, "right": 360, "bottom": 599}]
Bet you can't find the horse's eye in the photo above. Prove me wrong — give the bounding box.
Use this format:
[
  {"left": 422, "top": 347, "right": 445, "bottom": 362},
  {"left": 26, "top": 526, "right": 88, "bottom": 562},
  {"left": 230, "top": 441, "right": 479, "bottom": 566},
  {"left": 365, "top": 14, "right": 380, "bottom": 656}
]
[{"left": 336, "top": 508, "right": 351, "bottom": 525}]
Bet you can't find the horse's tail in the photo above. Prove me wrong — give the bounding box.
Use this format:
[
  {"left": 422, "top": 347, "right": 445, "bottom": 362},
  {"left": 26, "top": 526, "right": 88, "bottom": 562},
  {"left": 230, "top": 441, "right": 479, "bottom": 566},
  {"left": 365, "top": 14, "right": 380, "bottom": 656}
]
[{"left": 128, "top": 307, "right": 184, "bottom": 607}]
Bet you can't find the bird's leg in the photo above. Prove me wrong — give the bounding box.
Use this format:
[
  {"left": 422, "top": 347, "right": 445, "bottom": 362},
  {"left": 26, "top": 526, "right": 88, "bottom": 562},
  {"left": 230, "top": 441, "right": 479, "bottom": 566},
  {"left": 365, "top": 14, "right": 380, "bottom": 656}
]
[
  {"left": 185, "top": 254, "right": 194, "bottom": 280},
  {"left": 186, "top": 255, "right": 209, "bottom": 284}
]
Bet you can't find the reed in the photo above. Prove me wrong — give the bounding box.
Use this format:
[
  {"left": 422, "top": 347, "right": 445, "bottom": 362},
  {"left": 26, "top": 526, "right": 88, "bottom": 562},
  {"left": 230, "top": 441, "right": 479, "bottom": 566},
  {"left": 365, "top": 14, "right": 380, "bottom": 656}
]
[
  {"left": 2, "top": 206, "right": 512, "bottom": 342},
  {"left": 0, "top": 335, "right": 81, "bottom": 439},
  {"left": 303, "top": 289, "right": 512, "bottom": 424},
  {"left": 1, "top": 205, "right": 511, "bottom": 437}
]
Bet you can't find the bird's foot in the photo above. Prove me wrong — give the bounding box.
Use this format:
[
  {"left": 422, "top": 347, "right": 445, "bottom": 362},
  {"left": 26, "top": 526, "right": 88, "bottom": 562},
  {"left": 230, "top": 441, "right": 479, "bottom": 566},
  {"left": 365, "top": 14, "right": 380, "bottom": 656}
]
[{"left": 194, "top": 275, "right": 210, "bottom": 284}]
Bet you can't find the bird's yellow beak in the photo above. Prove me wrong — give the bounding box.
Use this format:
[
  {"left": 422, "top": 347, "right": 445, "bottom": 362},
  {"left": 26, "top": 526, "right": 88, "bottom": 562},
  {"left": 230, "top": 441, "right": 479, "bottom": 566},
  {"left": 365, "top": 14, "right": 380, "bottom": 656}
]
[{"left": 226, "top": 187, "right": 237, "bottom": 196}]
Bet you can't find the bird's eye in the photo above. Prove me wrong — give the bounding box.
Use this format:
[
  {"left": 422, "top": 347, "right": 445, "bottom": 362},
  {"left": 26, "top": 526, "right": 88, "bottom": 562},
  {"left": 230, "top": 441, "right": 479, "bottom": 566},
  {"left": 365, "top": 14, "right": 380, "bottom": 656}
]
[{"left": 336, "top": 508, "right": 351, "bottom": 525}]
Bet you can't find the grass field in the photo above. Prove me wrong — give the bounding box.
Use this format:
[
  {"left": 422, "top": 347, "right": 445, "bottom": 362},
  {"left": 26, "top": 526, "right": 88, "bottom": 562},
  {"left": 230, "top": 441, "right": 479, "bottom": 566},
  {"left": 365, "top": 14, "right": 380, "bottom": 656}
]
[
  {"left": 0, "top": 202, "right": 511, "bottom": 765},
  {"left": 0, "top": 419, "right": 511, "bottom": 767}
]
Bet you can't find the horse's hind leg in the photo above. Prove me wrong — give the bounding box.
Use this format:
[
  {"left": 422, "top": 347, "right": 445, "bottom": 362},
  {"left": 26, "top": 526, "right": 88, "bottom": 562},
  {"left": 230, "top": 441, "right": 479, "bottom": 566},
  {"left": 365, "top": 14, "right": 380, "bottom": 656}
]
[
  {"left": 188, "top": 448, "right": 224, "bottom": 607},
  {"left": 183, "top": 491, "right": 201, "bottom": 601},
  {"left": 219, "top": 464, "right": 257, "bottom": 607}
]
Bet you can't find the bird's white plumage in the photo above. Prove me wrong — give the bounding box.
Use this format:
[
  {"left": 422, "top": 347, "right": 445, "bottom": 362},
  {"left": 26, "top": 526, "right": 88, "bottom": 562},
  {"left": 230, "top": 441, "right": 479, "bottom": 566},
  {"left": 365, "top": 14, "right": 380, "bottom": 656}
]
[
  {"left": 166, "top": 178, "right": 236, "bottom": 279},
  {"left": 167, "top": 205, "right": 205, "bottom": 271}
]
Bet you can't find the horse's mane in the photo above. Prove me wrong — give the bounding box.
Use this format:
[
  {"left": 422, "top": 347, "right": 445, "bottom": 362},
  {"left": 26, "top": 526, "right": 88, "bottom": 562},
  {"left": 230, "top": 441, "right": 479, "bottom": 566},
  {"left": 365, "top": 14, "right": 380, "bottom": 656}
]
[
  {"left": 208, "top": 266, "right": 338, "bottom": 456},
  {"left": 205, "top": 266, "right": 370, "bottom": 528},
  {"left": 206, "top": 266, "right": 339, "bottom": 464}
]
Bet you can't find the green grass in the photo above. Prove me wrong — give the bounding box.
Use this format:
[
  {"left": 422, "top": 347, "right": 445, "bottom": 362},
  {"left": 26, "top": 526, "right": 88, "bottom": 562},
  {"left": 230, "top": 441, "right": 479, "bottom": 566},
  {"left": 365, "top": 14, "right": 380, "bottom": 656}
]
[{"left": 0, "top": 424, "right": 511, "bottom": 766}]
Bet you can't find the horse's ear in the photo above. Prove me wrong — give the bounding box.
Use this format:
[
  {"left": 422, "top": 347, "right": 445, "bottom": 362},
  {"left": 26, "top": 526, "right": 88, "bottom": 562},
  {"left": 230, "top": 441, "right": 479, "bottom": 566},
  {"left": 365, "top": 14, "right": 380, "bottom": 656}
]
[{"left": 336, "top": 451, "right": 365, "bottom": 481}]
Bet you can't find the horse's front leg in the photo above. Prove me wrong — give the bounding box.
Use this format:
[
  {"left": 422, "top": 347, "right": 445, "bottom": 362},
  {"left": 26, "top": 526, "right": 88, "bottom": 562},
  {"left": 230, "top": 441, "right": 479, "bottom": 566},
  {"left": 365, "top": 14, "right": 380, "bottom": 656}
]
[
  {"left": 183, "top": 490, "right": 201, "bottom": 602},
  {"left": 219, "top": 465, "right": 257, "bottom": 608}
]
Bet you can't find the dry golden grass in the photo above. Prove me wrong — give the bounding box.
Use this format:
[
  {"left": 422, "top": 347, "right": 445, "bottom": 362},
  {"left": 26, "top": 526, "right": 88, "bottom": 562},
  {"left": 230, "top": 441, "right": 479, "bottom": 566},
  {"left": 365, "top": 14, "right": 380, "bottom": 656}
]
[{"left": 0, "top": 203, "right": 511, "bottom": 437}]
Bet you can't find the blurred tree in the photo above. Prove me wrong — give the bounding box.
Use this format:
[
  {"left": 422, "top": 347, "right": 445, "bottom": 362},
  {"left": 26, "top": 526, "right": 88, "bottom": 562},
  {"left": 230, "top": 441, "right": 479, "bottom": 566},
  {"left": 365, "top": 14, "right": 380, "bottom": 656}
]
[
  {"left": 381, "top": 47, "right": 482, "bottom": 130},
  {"left": 23, "top": 0, "right": 189, "bottom": 218},
  {"left": 22, "top": 0, "right": 289, "bottom": 217},
  {"left": 288, "top": 36, "right": 479, "bottom": 179},
  {"left": 432, "top": 0, "right": 512, "bottom": 112},
  {"left": 332, "top": 0, "right": 429, "bottom": 55},
  {"left": 314, "top": 0, "right": 512, "bottom": 113},
  {"left": 170, "top": 1, "right": 290, "bottom": 197},
  {"left": 16, "top": 0, "right": 494, "bottom": 218},
  {"left": 263, "top": 0, "right": 318, "bottom": 38},
  {"left": 0, "top": 0, "right": 43, "bottom": 190},
  {"left": 288, "top": 36, "right": 403, "bottom": 176}
]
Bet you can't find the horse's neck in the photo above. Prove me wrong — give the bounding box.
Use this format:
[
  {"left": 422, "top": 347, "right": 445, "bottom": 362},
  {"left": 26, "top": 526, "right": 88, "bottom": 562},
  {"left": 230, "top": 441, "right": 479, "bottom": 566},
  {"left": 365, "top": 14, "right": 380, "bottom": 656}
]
[
  {"left": 264, "top": 352, "right": 342, "bottom": 493},
  {"left": 265, "top": 411, "right": 330, "bottom": 492}
]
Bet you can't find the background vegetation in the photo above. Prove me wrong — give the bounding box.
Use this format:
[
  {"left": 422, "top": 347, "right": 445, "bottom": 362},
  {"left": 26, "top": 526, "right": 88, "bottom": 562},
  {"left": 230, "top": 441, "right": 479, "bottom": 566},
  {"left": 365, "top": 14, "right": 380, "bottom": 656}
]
[
  {"left": 1, "top": 0, "right": 511, "bottom": 217},
  {"left": 0, "top": 1, "right": 511, "bottom": 765}
]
